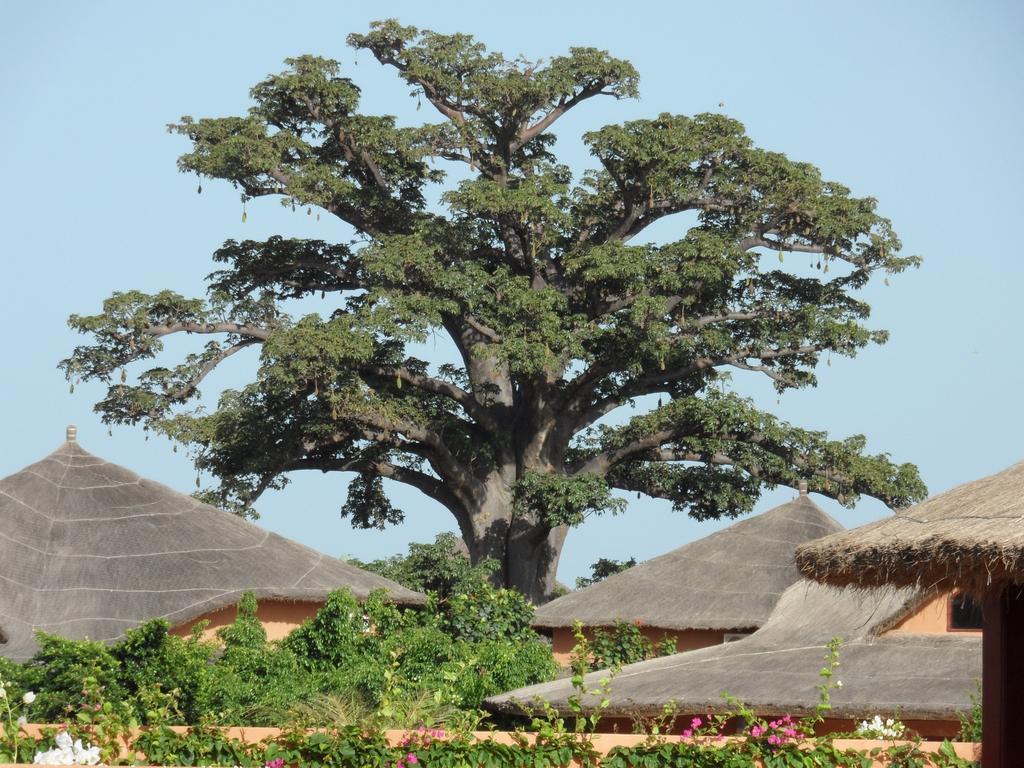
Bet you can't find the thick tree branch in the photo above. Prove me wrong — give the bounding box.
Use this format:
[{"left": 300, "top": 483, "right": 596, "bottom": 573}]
[
  {"left": 361, "top": 364, "right": 501, "bottom": 434},
  {"left": 563, "top": 344, "right": 823, "bottom": 437},
  {"left": 144, "top": 322, "right": 273, "bottom": 340},
  {"left": 286, "top": 456, "right": 463, "bottom": 513},
  {"left": 350, "top": 410, "right": 484, "bottom": 501},
  {"left": 510, "top": 83, "right": 609, "bottom": 152}
]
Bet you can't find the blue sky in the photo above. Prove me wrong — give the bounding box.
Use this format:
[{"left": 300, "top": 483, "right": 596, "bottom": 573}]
[{"left": 2, "top": 1, "right": 1022, "bottom": 584}]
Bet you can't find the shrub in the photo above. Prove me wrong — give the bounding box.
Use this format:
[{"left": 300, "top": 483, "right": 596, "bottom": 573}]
[{"left": 1, "top": 582, "right": 558, "bottom": 728}]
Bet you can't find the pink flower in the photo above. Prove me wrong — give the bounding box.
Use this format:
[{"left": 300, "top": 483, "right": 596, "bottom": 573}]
[
  {"left": 690, "top": 717, "right": 702, "bottom": 729},
  {"left": 767, "top": 735, "right": 781, "bottom": 746},
  {"left": 750, "top": 725, "right": 765, "bottom": 738},
  {"left": 406, "top": 753, "right": 418, "bottom": 764},
  {"left": 681, "top": 729, "right": 693, "bottom": 739},
  {"left": 265, "top": 759, "right": 285, "bottom": 768}
]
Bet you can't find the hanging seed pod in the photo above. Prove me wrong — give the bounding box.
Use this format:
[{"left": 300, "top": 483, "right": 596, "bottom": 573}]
[
  {"left": 657, "top": 397, "right": 662, "bottom": 408},
  {"left": 241, "top": 207, "right": 247, "bottom": 224},
  {"left": 316, "top": 213, "right": 320, "bottom": 221},
  {"left": 197, "top": 183, "right": 202, "bottom": 194},
  {"left": 69, "top": 382, "right": 75, "bottom": 394},
  {"left": 659, "top": 355, "right": 666, "bottom": 371},
  {"left": 884, "top": 277, "right": 890, "bottom": 286},
  {"left": 636, "top": 491, "right": 641, "bottom": 500},
  {"left": 195, "top": 475, "right": 201, "bottom": 488},
  {"left": 120, "top": 369, "right": 127, "bottom": 383},
  {"left": 108, "top": 428, "right": 113, "bottom": 437},
  {"left": 396, "top": 376, "right": 402, "bottom": 390},
  {"left": 320, "top": 291, "right": 325, "bottom": 299},
  {"left": 778, "top": 251, "right": 784, "bottom": 263},
  {"left": 307, "top": 207, "right": 312, "bottom": 216},
  {"left": 816, "top": 261, "right": 821, "bottom": 270},
  {"left": 172, "top": 444, "right": 177, "bottom": 453}
]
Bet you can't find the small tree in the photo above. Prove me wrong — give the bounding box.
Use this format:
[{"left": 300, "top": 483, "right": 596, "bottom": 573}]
[
  {"left": 62, "top": 20, "right": 926, "bottom": 601},
  {"left": 575, "top": 557, "right": 638, "bottom": 590}
]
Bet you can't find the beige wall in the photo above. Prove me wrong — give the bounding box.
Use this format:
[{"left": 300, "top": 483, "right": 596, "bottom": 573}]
[
  {"left": 549, "top": 625, "right": 726, "bottom": 666},
  {"left": 884, "top": 591, "right": 981, "bottom": 636},
  {"left": 169, "top": 599, "right": 324, "bottom": 642}
]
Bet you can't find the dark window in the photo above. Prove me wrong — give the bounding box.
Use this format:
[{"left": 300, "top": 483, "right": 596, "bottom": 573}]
[{"left": 949, "top": 593, "right": 983, "bottom": 630}]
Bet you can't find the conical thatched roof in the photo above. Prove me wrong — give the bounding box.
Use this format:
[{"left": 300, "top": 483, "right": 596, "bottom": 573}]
[
  {"left": 0, "top": 432, "right": 425, "bottom": 661},
  {"left": 533, "top": 495, "right": 842, "bottom": 631},
  {"left": 488, "top": 581, "right": 980, "bottom": 721},
  {"left": 796, "top": 460, "right": 1024, "bottom": 594}
]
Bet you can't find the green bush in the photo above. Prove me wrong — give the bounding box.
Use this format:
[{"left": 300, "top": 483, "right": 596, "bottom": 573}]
[
  {"left": 3, "top": 581, "right": 557, "bottom": 728},
  {"left": 588, "top": 621, "right": 677, "bottom": 669}
]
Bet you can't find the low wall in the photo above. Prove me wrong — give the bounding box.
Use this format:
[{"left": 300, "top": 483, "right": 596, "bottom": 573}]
[
  {"left": 10, "top": 725, "right": 980, "bottom": 766},
  {"left": 168, "top": 599, "right": 325, "bottom": 642}
]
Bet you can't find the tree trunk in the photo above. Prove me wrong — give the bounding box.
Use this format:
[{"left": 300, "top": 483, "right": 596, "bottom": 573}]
[{"left": 463, "top": 473, "right": 568, "bottom": 604}]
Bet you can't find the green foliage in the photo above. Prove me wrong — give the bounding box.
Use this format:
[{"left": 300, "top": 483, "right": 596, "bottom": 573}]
[
  {"left": 3, "top": 586, "right": 556, "bottom": 729},
  {"left": 514, "top": 472, "right": 626, "bottom": 528},
  {"left": 444, "top": 586, "right": 537, "bottom": 644},
  {"left": 587, "top": 621, "right": 678, "bottom": 669},
  {"left": 350, "top": 532, "right": 491, "bottom": 599},
  {"left": 956, "top": 681, "right": 982, "bottom": 742},
  {"left": 62, "top": 18, "right": 927, "bottom": 597},
  {"left": 0, "top": 627, "right": 977, "bottom": 767},
  {"left": 575, "top": 557, "right": 638, "bottom": 589}
]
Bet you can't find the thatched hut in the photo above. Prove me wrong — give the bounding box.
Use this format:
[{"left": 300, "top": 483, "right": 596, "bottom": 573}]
[
  {"left": 488, "top": 580, "right": 980, "bottom": 739},
  {"left": 533, "top": 490, "right": 842, "bottom": 663},
  {"left": 795, "top": 459, "right": 1024, "bottom": 766},
  {"left": 0, "top": 427, "right": 425, "bottom": 661}
]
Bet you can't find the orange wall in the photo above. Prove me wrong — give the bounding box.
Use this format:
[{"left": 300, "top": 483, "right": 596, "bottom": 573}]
[
  {"left": 169, "top": 599, "right": 324, "bottom": 642},
  {"left": 594, "top": 716, "right": 960, "bottom": 741},
  {"left": 12, "top": 724, "right": 980, "bottom": 766},
  {"left": 550, "top": 625, "right": 726, "bottom": 666},
  {"left": 885, "top": 592, "right": 981, "bottom": 636}
]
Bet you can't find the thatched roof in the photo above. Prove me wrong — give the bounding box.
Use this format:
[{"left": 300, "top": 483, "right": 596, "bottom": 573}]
[
  {"left": 533, "top": 495, "right": 842, "bottom": 631},
  {"left": 488, "top": 581, "right": 980, "bottom": 721},
  {"left": 796, "top": 459, "right": 1024, "bottom": 594},
  {"left": 0, "top": 432, "right": 425, "bottom": 661}
]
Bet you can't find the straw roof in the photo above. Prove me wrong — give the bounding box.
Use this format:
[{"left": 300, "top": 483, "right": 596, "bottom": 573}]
[
  {"left": 488, "top": 581, "right": 980, "bottom": 721},
  {"left": 796, "top": 460, "right": 1024, "bottom": 594},
  {"left": 0, "top": 432, "right": 425, "bottom": 661},
  {"left": 533, "top": 495, "right": 842, "bottom": 631}
]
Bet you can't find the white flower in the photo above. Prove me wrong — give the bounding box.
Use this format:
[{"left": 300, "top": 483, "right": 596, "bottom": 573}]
[
  {"left": 23, "top": 690, "right": 36, "bottom": 704},
  {"left": 0, "top": 687, "right": 6, "bottom": 699},
  {"left": 835, "top": 680, "right": 843, "bottom": 688},
  {"left": 34, "top": 732, "right": 100, "bottom": 766},
  {"left": 17, "top": 715, "right": 27, "bottom": 726}
]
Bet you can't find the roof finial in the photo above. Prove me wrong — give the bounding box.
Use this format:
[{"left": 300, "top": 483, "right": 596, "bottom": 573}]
[
  {"left": 798, "top": 479, "right": 808, "bottom": 496},
  {"left": 66, "top": 425, "right": 78, "bottom": 442}
]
